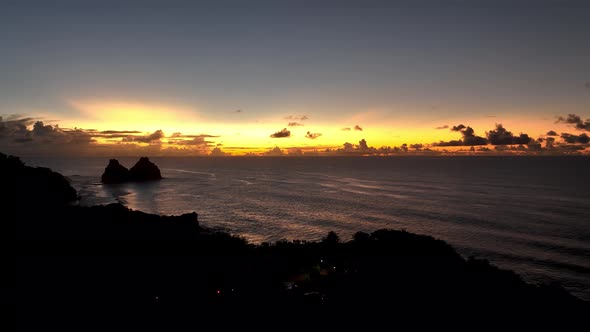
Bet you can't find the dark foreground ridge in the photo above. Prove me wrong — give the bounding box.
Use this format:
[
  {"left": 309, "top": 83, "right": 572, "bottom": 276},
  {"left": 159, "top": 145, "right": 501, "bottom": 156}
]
[
  {"left": 101, "top": 156, "right": 162, "bottom": 183},
  {"left": 4, "top": 152, "right": 587, "bottom": 326}
]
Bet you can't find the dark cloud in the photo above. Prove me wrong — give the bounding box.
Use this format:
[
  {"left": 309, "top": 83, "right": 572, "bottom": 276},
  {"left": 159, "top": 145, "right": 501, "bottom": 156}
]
[
  {"left": 288, "top": 122, "right": 304, "bottom": 127},
  {"left": 284, "top": 115, "right": 308, "bottom": 121},
  {"left": 527, "top": 140, "right": 543, "bottom": 151},
  {"left": 264, "top": 146, "right": 284, "bottom": 156},
  {"left": 165, "top": 134, "right": 219, "bottom": 150},
  {"left": 0, "top": 115, "right": 223, "bottom": 156},
  {"left": 561, "top": 133, "right": 590, "bottom": 144},
  {"left": 100, "top": 130, "right": 141, "bottom": 134},
  {"left": 456, "top": 126, "right": 487, "bottom": 146},
  {"left": 386, "top": 146, "right": 405, "bottom": 153},
  {"left": 305, "top": 131, "right": 322, "bottom": 139},
  {"left": 0, "top": 115, "right": 35, "bottom": 127},
  {"left": 545, "top": 137, "right": 556, "bottom": 149},
  {"left": 178, "top": 134, "right": 219, "bottom": 138},
  {"left": 451, "top": 124, "right": 466, "bottom": 132},
  {"left": 26, "top": 121, "right": 97, "bottom": 145},
  {"left": 358, "top": 139, "right": 369, "bottom": 150},
  {"left": 96, "top": 134, "right": 131, "bottom": 139},
  {"left": 288, "top": 148, "right": 303, "bottom": 156},
  {"left": 61, "top": 128, "right": 96, "bottom": 145},
  {"left": 546, "top": 130, "right": 558, "bottom": 136},
  {"left": 325, "top": 139, "right": 441, "bottom": 156},
  {"left": 555, "top": 144, "right": 587, "bottom": 152},
  {"left": 332, "top": 139, "right": 379, "bottom": 155},
  {"left": 409, "top": 143, "right": 423, "bottom": 151},
  {"left": 173, "top": 136, "right": 215, "bottom": 147},
  {"left": 341, "top": 127, "right": 351, "bottom": 131},
  {"left": 433, "top": 140, "right": 463, "bottom": 147},
  {"left": 0, "top": 117, "right": 98, "bottom": 155},
  {"left": 32, "top": 121, "right": 66, "bottom": 139},
  {"left": 234, "top": 109, "right": 242, "bottom": 113},
  {"left": 210, "top": 147, "right": 229, "bottom": 156},
  {"left": 0, "top": 115, "right": 35, "bottom": 140},
  {"left": 122, "top": 130, "right": 164, "bottom": 143},
  {"left": 354, "top": 125, "right": 363, "bottom": 131},
  {"left": 556, "top": 114, "right": 581, "bottom": 124},
  {"left": 434, "top": 125, "right": 487, "bottom": 146},
  {"left": 435, "top": 125, "right": 449, "bottom": 130},
  {"left": 486, "top": 124, "right": 531, "bottom": 145},
  {"left": 555, "top": 114, "right": 590, "bottom": 131},
  {"left": 81, "top": 130, "right": 145, "bottom": 139},
  {"left": 270, "top": 128, "right": 291, "bottom": 138}
]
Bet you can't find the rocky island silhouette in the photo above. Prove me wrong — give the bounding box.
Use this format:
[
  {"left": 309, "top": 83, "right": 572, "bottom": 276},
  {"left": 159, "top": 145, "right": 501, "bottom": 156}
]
[{"left": 101, "top": 157, "right": 162, "bottom": 183}]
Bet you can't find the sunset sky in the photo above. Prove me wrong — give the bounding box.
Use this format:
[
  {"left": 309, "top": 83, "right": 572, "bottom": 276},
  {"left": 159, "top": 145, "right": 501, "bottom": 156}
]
[{"left": 1, "top": 0, "right": 589, "bottom": 156}]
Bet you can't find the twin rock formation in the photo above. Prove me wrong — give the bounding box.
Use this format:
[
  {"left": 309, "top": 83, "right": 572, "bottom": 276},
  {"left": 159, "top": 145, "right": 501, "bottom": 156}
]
[{"left": 101, "top": 157, "right": 162, "bottom": 184}]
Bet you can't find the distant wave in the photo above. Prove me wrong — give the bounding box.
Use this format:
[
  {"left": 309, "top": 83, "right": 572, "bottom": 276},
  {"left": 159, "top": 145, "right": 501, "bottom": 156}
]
[{"left": 162, "top": 168, "right": 216, "bottom": 178}]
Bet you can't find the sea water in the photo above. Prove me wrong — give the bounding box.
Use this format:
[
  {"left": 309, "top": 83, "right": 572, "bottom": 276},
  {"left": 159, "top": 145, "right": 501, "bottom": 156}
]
[{"left": 24, "top": 156, "right": 590, "bottom": 300}]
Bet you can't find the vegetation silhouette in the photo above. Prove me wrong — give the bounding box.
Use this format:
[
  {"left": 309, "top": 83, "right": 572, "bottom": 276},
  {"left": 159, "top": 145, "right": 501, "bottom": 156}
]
[{"left": 4, "top": 152, "right": 587, "bottom": 326}]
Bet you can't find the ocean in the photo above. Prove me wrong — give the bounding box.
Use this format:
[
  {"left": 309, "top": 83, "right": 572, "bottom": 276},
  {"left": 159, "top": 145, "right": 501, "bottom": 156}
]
[{"left": 23, "top": 156, "right": 590, "bottom": 300}]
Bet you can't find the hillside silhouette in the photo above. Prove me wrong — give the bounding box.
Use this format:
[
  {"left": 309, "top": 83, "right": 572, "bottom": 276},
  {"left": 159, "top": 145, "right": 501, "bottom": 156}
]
[{"left": 5, "top": 152, "right": 587, "bottom": 326}]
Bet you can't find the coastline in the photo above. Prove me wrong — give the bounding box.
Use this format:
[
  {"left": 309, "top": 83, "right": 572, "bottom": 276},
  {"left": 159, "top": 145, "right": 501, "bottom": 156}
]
[{"left": 6, "top": 152, "right": 588, "bottom": 324}]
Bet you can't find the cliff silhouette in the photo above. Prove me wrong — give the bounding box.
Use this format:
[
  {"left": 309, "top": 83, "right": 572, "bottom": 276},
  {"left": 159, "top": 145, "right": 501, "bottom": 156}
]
[
  {"left": 5, "top": 152, "right": 587, "bottom": 326},
  {"left": 2, "top": 152, "right": 77, "bottom": 207}
]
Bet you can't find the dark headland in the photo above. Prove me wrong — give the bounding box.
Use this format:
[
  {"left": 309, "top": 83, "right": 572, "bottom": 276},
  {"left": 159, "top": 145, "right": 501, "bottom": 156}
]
[{"left": 5, "top": 152, "right": 587, "bottom": 326}]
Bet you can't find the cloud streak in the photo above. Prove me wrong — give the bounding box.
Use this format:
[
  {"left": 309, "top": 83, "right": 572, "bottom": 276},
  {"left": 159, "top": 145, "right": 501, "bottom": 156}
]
[
  {"left": 122, "top": 130, "right": 164, "bottom": 143},
  {"left": 284, "top": 115, "right": 308, "bottom": 121}
]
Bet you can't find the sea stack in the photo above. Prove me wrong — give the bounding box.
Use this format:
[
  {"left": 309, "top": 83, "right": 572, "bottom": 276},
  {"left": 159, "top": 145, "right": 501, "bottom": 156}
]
[
  {"left": 101, "top": 159, "right": 130, "bottom": 183},
  {"left": 129, "top": 157, "right": 162, "bottom": 181},
  {"left": 101, "top": 157, "right": 162, "bottom": 183}
]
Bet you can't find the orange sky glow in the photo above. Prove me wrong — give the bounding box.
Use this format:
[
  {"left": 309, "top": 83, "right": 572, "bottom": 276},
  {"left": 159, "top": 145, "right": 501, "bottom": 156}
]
[{"left": 1, "top": 98, "right": 586, "bottom": 157}]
